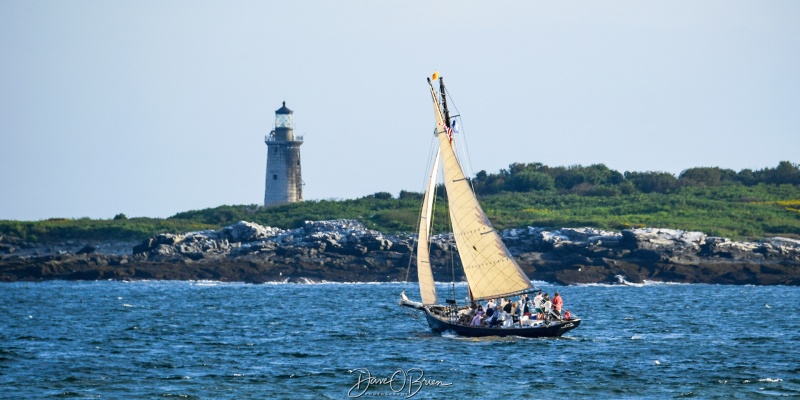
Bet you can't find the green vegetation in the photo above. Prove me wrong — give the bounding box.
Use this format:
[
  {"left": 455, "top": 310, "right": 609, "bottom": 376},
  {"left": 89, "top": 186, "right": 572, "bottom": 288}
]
[
  {"left": 478, "top": 184, "right": 800, "bottom": 239},
  {"left": 2, "top": 162, "right": 799, "bottom": 243},
  {"left": 0, "top": 217, "right": 215, "bottom": 244}
]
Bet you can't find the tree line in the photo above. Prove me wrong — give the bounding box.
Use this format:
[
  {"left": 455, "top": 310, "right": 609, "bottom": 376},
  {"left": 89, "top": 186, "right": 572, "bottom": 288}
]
[{"left": 467, "top": 161, "right": 800, "bottom": 196}]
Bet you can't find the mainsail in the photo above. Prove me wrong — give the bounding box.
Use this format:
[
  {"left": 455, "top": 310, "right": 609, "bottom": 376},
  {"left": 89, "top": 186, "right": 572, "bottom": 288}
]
[
  {"left": 416, "top": 149, "right": 440, "bottom": 305},
  {"left": 427, "top": 78, "right": 534, "bottom": 301}
]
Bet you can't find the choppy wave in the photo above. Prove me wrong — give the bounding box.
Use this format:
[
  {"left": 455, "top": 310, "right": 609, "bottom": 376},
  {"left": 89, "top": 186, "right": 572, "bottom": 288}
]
[
  {"left": 2, "top": 280, "right": 797, "bottom": 398},
  {"left": 575, "top": 280, "right": 692, "bottom": 287},
  {"left": 259, "top": 279, "right": 393, "bottom": 285}
]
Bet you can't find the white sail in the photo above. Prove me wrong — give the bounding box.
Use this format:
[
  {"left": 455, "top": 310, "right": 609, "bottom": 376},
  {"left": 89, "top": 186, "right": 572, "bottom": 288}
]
[
  {"left": 416, "top": 149, "right": 440, "bottom": 305},
  {"left": 427, "top": 81, "right": 534, "bottom": 301}
]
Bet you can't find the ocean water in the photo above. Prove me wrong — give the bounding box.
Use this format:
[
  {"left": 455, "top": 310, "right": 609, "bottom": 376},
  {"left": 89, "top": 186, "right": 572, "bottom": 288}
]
[{"left": 0, "top": 280, "right": 798, "bottom": 399}]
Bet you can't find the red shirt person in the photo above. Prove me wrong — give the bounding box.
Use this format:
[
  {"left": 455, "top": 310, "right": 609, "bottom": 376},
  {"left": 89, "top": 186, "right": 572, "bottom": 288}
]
[{"left": 552, "top": 292, "right": 563, "bottom": 317}]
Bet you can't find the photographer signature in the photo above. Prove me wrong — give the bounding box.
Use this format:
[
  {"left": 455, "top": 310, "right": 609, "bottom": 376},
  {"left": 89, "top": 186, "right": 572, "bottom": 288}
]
[{"left": 347, "top": 367, "right": 453, "bottom": 398}]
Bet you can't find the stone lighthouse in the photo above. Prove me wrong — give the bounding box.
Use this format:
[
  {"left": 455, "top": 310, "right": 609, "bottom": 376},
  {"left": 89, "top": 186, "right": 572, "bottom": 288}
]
[{"left": 264, "top": 102, "right": 303, "bottom": 206}]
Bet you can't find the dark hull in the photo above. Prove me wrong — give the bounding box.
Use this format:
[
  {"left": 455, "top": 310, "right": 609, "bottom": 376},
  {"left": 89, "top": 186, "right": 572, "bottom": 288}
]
[{"left": 422, "top": 309, "right": 581, "bottom": 338}]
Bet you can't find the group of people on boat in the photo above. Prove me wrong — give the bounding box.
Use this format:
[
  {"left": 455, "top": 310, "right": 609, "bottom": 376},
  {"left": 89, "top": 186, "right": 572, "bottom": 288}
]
[{"left": 456, "top": 291, "right": 571, "bottom": 328}]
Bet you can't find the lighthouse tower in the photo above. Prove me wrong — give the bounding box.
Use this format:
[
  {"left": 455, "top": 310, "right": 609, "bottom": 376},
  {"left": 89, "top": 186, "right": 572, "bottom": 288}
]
[{"left": 264, "top": 102, "right": 303, "bottom": 206}]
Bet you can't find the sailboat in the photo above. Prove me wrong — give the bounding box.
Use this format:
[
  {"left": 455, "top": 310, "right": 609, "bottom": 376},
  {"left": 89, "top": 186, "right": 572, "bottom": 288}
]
[{"left": 399, "top": 73, "right": 581, "bottom": 338}]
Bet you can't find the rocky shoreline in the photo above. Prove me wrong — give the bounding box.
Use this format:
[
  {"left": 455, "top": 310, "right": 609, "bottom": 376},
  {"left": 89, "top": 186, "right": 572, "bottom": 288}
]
[{"left": 1, "top": 220, "right": 799, "bottom": 285}]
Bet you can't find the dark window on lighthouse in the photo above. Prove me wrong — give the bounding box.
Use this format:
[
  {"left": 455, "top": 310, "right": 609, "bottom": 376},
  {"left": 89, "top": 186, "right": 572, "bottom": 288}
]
[{"left": 273, "top": 174, "right": 278, "bottom": 180}]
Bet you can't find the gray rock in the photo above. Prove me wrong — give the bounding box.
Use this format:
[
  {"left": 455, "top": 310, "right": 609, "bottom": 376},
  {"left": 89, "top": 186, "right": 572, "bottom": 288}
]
[
  {"left": 5, "top": 219, "right": 797, "bottom": 285},
  {"left": 223, "top": 221, "right": 281, "bottom": 242}
]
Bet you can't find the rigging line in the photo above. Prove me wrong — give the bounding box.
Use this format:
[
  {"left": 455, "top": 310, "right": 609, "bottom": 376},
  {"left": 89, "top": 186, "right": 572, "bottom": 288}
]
[
  {"left": 404, "top": 133, "right": 440, "bottom": 288},
  {"left": 443, "top": 85, "right": 480, "bottom": 197},
  {"left": 423, "top": 147, "right": 439, "bottom": 300},
  {"left": 429, "top": 164, "right": 437, "bottom": 248},
  {"left": 443, "top": 179, "right": 458, "bottom": 295}
]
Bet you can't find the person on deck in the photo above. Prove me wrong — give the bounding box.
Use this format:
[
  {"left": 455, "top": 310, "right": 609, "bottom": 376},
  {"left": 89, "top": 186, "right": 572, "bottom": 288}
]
[
  {"left": 528, "top": 297, "right": 537, "bottom": 314},
  {"left": 488, "top": 306, "right": 501, "bottom": 327},
  {"left": 485, "top": 304, "right": 495, "bottom": 319},
  {"left": 500, "top": 308, "right": 513, "bottom": 327},
  {"left": 510, "top": 302, "right": 520, "bottom": 323},
  {"left": 533, "top": 292, "right": 544, "bottom": 315},
  {"left": 552, "top": 292, "right": 563, "bottom": 319},
  {"left": 459, "top": 306, "right": 475, "bottom": 325},
  {"left": 523, "top": 294, "right": 532, "bottom": 314},
  {"left": 470, "top": 310, "right": 483, "bottom": 326},
  {"left": 543, "top": 296, "right": 553, "bottom": 322}
]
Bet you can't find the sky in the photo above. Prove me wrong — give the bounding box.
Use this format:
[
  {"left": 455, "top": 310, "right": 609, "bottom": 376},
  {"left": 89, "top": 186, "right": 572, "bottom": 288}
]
[{"left": 1, "top": 1, "right": 798, "bottom": 221}]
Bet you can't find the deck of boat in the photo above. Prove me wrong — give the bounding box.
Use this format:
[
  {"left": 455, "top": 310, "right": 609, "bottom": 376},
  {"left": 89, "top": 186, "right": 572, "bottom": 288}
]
[{"left": 421, "top": 307, "right": 581, "bottom": 338}]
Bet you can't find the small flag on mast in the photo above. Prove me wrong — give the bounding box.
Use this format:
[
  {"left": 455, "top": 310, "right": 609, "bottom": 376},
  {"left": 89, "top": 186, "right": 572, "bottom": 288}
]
[
  {"left": 445, "top": 119, "right": 457, "bottom": 144},
  {"left": 431, "top": 71, "right": 439, "bottom": 80}
]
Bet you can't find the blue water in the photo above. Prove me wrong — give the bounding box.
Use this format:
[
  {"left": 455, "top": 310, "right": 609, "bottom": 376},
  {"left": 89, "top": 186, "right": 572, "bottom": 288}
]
[{"left": 1, "top": 281, "right": 798, "bottom": 399}]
